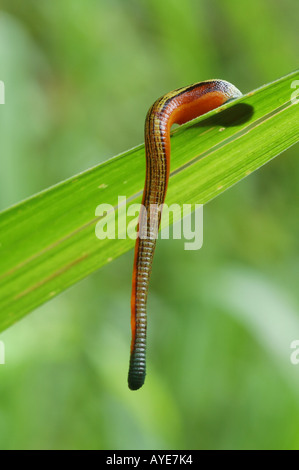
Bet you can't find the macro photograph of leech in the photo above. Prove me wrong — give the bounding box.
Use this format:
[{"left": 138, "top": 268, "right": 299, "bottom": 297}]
[{"left": 0, "top": 0, "right": 298, "bottom": 452}]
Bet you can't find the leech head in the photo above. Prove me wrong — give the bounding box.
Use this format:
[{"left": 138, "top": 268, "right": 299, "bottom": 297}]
[{"left": 216, "top": 79, "right": 243, "bottom": 101}]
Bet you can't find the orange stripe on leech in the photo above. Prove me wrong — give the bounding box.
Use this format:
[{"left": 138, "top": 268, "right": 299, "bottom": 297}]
[
  {"left": 170, "top": 92, "right": 228, "bottom": 125},
  {"left": 130, "top": 234, "right": 140, "bottom": 352}
]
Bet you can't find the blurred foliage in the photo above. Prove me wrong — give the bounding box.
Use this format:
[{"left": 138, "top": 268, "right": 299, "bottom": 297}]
[{"left": 0, "top": 0, "right": 298, "bottom": 450}]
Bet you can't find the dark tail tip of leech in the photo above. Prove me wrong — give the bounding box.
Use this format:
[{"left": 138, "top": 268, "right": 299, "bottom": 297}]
[
  {"left": 128, "top": 372, "right": 145, "bottom": 391},
  {"left": 128, "top": 352, "right": 146, "bottom": 390}
]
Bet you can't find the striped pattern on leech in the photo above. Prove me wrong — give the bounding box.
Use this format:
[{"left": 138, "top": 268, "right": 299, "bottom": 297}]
[
  {"left": 128, "top": 109, "right": 168, "bottom": 390},
  {"left": 128, "top": 236, "right": 157, "bottom": 390}
]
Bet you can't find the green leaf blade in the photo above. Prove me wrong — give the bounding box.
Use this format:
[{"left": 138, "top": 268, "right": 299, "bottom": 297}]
[{"left": 0, "top": 70, "right": 298, "bottom": 331}]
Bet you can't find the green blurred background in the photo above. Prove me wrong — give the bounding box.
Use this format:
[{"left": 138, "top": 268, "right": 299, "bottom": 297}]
[{"left": 0, "top": 0, "right": 298, "bottom": 450}]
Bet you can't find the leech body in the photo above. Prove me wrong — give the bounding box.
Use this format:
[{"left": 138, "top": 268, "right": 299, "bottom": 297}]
[{"left": 128, "top": 80, "right": 242, "bottom": 390}]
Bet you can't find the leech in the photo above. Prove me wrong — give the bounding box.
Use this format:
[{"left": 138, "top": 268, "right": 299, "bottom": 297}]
[{"left": 128, "top": 80, "right": 242, "bottom": 390}]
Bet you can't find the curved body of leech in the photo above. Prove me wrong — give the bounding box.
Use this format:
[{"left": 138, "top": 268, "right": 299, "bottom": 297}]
[{"left": 128, "top": 80, "right": 242, "bottom": 390}]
